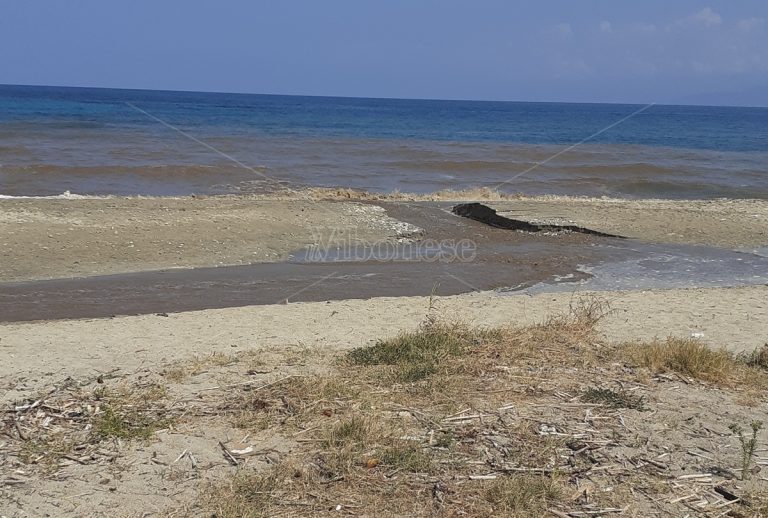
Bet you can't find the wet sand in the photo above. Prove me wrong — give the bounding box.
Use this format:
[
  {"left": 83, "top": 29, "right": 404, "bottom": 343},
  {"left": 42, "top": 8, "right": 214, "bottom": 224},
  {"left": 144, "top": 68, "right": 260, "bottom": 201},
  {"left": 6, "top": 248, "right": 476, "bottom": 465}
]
[
  {"left": 3, "top": 195, "right": 768, "bottom": 283},
  {"left": 0, "top": 202, "right": 611, "bottom": 321},
  {"left": 1, "top": 195, "right": 767, "bottom": 322},
  {"left": 2, "top": 195, "right": 766, "bottom": 283}
]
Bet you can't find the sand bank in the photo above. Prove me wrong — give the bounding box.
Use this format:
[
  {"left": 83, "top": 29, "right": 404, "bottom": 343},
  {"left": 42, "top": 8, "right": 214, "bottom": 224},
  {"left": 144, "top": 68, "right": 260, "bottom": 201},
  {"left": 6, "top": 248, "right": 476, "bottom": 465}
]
[
  {"left": 1, "top": 194, "right": 767, "bottom": 283},
  {"left": 308, "top": 188, "right": 768, "bottom": 249},
  {"left": 2, "top": 284, "right": 766, "bottom": 405},
  {"left": 0, "top": 197, "right": 419, "bottom": 282}
]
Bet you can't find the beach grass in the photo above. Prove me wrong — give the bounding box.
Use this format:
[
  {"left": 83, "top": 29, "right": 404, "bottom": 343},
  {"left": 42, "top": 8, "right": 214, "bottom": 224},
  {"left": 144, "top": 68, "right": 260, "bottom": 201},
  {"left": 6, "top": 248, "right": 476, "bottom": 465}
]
[
  {"left": 7, "top": 300, "right": 768, "bottom": 517},
  {"left": 195, "top": 300, "right": 768, "bottom": 516}
]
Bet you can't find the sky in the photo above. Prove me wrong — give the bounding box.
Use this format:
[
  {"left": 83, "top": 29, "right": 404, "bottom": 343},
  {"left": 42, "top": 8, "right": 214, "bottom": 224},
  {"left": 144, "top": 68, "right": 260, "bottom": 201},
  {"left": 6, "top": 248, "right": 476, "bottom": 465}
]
[{"left": 2, "top": 1, "right": 768, "bottom": 105}]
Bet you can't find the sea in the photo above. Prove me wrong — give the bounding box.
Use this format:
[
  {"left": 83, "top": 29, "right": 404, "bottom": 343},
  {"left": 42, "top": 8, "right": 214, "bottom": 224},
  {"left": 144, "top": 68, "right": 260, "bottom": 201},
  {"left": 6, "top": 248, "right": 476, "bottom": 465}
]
[{"left": 0, "top": 84, "right": 766, "bottom": 199}]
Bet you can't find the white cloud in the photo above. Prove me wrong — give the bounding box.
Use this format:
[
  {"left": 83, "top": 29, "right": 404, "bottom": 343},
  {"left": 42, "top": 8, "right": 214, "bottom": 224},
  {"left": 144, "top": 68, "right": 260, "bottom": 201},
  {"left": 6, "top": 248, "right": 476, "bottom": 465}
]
[
  {"left": 738, "top": 17, "right": 765, "bottom": 32},
  {"left": 690, "top": 7, "right": 722, "bottom": 28},
  {"left": 600, "top": 21, "right": 612, "bottom": 33},
  {"left": 669, "top": 7, "right": 722, "bottom": 31}
]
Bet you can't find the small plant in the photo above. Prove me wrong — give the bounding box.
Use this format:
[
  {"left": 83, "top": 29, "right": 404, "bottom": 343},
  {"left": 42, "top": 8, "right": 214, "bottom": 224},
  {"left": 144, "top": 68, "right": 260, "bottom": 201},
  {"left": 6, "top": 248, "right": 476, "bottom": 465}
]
[
  {"left": 19, "top": 434, "right": 78, "bottom": 471},
  {"left": 485, "top": 475, "right": 563, "bottom": 516},
  {"left": 424, "top": 283, "right": 440, "bottom": 328},
  {"left": 740, "top": 344, "right": 768, "bottom": 370},
  {"left": 347, "top": 322, "right": 469, "bottom": 366},
  {"left": 378, "top": 441, "right": 433, "bottom": 473},
  {"left": 581, "top": 387, "right": 646, "bottom": 410},
  {"left": 729, "top": 421, "right": 763, "bottom": 480},
  {"left": 95, "top": 404, "right": 170, "bottom": 440},
  {"left": 324, "top": 416, "right": 374, "bottom": 448},
  {"left": 433, "top": 431, "right": 454, "bottom": 449},
  {"left": 393, "top": 361, "right": 438, "bottom": 382},
  {"left": 346, "top": 321, "right": 474, "bottom": 384},
  {"left": 92, "top": 384, "right": 171, "bottom": 440}
]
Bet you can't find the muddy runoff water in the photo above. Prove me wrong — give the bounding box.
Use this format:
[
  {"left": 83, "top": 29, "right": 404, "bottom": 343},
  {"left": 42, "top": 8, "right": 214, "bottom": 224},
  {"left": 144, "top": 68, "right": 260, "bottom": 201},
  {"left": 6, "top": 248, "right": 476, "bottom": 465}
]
[{"left": 1, "top": 202, "right": 766, "bottom": 322}]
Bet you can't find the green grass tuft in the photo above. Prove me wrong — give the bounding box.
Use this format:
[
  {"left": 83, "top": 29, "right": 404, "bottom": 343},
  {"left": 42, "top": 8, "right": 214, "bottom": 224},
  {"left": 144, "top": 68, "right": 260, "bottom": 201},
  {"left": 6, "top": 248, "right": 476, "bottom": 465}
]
[
  {"left": 95, "top": 404, "right": 170, "bottom": 440},
  {"left": 347, "top": 322, "right": 470, "bottom": 367}
]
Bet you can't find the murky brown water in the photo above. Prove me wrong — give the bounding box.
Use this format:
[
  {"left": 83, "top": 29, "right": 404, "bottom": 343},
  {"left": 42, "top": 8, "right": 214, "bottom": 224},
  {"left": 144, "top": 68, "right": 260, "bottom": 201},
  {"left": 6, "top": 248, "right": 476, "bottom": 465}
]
[{"left": 0, "top": 202, "right": 627, "bottom": 322}]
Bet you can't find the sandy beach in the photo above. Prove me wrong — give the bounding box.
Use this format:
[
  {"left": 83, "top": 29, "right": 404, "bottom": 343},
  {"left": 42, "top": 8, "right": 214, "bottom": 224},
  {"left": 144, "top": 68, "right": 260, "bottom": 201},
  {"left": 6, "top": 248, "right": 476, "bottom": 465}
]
[
  {"left": 2, "top": 194, "right": 766, "bottom": 282},
  {"left": 5, "top": 5, "right": 768, "bottom": 514},
  {"left": 2, "top": 194, "right": 768, "bottom": 517},
  {"left": 2, "top": 283, "right": 768, "bottom": 516},
  {"left": 0, "top": 196, "right": 421, "bottom": 282},
  {"left": 2, "top": 192, "right": 767, "bottom": 387},
  {"left": 2, "top": 283, "right": 767, "bottom": 401}
]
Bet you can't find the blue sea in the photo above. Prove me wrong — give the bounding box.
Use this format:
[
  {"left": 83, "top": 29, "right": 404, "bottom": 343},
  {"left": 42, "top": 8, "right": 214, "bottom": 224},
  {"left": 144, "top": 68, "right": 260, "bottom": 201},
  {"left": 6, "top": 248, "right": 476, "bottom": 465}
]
[{"left": 1, "top": 84, "right": 766, "bottom": 198}]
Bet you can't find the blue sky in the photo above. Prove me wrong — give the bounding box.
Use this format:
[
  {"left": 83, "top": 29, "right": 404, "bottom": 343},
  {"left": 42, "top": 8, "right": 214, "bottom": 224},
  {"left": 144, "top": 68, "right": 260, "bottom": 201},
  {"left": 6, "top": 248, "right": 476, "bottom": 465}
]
[{"left": 2, "top": 1, "right": 767, "bottom": 105}]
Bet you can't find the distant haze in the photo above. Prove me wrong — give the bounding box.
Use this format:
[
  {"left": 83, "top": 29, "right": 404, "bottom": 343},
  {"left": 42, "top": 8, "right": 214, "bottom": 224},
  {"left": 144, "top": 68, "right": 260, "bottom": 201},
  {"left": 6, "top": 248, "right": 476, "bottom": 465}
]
[{"left": 1, "top": 1, "right": 767, "bottom": 106}]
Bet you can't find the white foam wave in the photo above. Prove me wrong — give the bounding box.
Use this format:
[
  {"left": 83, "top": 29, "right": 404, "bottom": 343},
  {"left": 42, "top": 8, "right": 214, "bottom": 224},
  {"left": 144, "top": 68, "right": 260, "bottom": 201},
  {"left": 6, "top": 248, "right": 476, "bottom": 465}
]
[{"left": 0, "top": 190, "right": 112, "bottom": 200}]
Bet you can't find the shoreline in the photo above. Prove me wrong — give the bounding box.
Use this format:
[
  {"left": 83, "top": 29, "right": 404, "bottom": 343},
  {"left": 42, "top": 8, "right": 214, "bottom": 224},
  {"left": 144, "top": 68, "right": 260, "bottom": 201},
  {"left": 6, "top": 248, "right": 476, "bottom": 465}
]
[{"left": 1, "top": 192, "right": 767, "bottom": 283}]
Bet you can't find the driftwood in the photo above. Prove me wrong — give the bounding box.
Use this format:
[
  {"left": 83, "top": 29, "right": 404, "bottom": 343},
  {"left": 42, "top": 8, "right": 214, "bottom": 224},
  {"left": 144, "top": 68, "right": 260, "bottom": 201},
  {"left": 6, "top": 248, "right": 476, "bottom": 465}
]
[{"left": 452, "top": 203, "right": 623, "bottom": 238}]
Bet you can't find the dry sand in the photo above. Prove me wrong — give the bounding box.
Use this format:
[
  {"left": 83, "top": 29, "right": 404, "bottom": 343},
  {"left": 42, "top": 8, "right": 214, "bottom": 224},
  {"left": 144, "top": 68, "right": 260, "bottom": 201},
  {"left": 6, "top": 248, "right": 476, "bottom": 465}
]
[
  {"left": 2, "top": 285, "right": 768, "bottom": 517},
  {"left": 2, "top": 284, "right": 767, "bottom": 406},
  {"left": 0, "top": 196, "right": 420, "bottom": 282},
  {"left": 491, "top": 196, "right": 768, "bottom": 249}
]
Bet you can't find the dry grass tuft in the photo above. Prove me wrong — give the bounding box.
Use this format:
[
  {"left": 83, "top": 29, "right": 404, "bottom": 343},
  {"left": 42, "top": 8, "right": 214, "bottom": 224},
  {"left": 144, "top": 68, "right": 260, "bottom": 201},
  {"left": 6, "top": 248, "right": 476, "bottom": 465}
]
[
  {"left": 621, "top": 337, "right": 736, "bottom": 383},
  {"left": 161, "top": 351, "right": 238, "bottom": 382},
  {"left": 199, "top": 464, "right": 284, "bottom": 518},
  {"left": 378, "top": 440, "right": 434, "bottom": 473},
  {"left": 323, "top": 415, "right": 377, "bottom": 448},
  {"left": 224, "top": 375, "right": 357, "bottom": 432},
  {"left": 485, "top": 475, "right": 564, "bottom": 517}
]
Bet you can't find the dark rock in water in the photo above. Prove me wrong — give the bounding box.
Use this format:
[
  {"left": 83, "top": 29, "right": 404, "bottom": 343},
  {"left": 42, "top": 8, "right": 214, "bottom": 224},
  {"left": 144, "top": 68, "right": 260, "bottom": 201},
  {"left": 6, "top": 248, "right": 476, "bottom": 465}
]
[{"left": 451, "top": 202, "right": 623, "bottom": 238}]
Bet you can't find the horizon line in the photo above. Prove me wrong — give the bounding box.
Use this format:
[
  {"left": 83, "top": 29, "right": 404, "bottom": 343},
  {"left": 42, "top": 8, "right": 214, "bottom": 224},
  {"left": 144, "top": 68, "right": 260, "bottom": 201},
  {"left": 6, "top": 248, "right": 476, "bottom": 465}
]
[{"left": 1, "top": 82, "right": 767, "bottom": 110}]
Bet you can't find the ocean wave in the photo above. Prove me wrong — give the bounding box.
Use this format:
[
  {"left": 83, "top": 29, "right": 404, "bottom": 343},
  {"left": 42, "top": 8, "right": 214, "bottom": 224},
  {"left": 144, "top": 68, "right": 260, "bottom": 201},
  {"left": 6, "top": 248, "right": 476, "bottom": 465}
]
[{"left": 0, "top": 190, "right": 108, "bottom": 199}]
